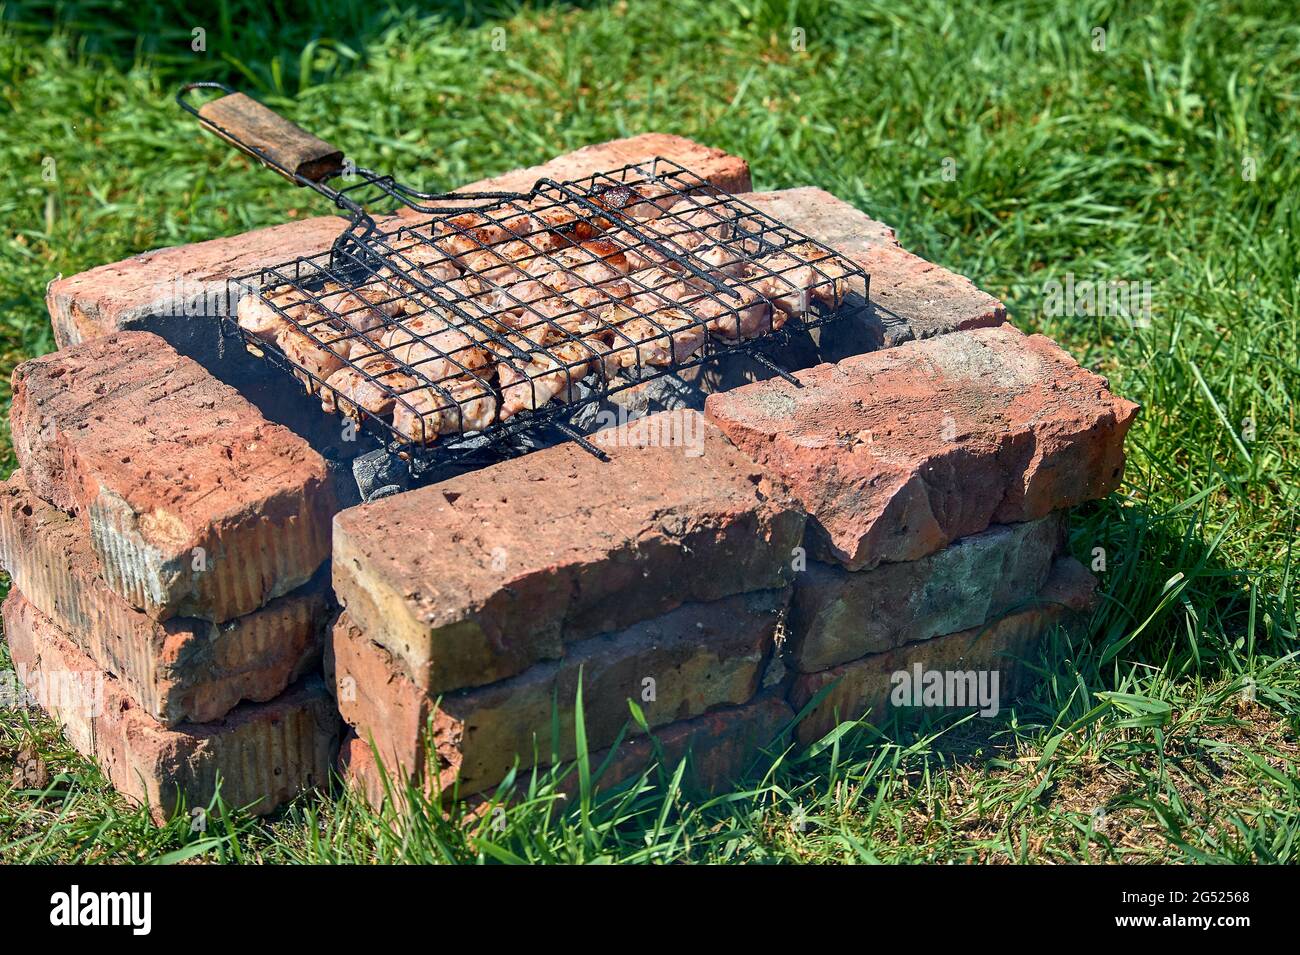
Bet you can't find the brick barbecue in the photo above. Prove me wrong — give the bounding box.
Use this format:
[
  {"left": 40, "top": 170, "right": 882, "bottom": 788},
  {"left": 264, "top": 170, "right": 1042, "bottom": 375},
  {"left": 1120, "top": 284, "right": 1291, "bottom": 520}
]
[{"left": 2, "top": 134, "right": 1137, "bottom": 821}]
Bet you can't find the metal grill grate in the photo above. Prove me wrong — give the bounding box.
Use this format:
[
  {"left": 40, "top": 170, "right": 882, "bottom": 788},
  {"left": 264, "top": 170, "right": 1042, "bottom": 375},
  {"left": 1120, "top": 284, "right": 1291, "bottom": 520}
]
[
  {"left": 230, "top": 159, "right": 868, "bottom": 468},
  {"left": 178, "top": 84, "right": 869, "bottom": 470}
]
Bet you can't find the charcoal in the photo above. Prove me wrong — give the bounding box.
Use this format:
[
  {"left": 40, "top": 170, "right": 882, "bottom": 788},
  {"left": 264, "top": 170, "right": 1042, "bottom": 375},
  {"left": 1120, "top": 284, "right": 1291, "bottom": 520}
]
[{"left": 352, "top": 447, "right": 410, "bottom": 502}]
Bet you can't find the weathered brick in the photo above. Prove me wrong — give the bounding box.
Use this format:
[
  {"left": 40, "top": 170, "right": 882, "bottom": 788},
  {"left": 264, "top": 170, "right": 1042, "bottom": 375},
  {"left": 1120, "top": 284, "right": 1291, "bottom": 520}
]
[
  {"left": 0, "top": 471, "right": 331, "bottom": 725},
  {"left": 740, "top": 188, "right": 1005, "bottom": 348},
  {"left": 705, "top": 325, "right": 1138, "bottom": 571},
  {"left": 788, "top": 557, "right": 1096, "bottom": 745},
  {"left": 333, "top": 410, "right": 804, "bottom": 692},
  {"left": 437, "top": 133, "right": 752, "bottom": 205},
  {"left": 574, "top": 692, "right": 793, "bottom": 796},
  {"left": 10, "top": 331, "right": 335, "bottom": 622},
  {"left": 46, "top": 135, "right": 750, "bottom": 348},
  {"left": 3, "top": 592, "right": 338, "bottom": 823},
  {"left": 333, "top": 588, "right": 787, "bottom": 796},
  {"left": 339, "top": 692, "right": 793, "bottom": 808},
  {"left": 788, "top": 513, "right": 1064, "bottom": 672}
]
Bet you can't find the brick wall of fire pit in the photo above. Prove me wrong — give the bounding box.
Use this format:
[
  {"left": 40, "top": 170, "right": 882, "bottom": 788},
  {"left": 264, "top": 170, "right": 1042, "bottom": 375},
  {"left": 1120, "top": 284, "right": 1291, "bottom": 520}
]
[{"left": 1, "top": 136, "right": 1137, "bottom": 820}]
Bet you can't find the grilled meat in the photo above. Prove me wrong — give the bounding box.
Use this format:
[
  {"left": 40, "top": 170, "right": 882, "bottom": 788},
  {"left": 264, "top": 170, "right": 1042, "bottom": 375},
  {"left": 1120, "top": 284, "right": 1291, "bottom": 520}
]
[
  {"left": 524, "top": 240, "right": 628, "bottom": 284},
  {"left": 392, "top": 375, "right": 498, "bottom": 444},
  {"left": 663, "top": 278, "right": 776, "bottom": 341},
  {"left": 599, "top": 304, "right": 709, "bottom": 370},
  {"left": 320, "top": 354, "right": 417, "bottom": 420},
  {"left": 275, "top": 321, "right": 351, "bottom": 393},
  {"left": 747, "top": 241, "right": 852, "bottom": 311},
  {"left": 497, "top": 336, "right": 595, "bottom": 417},
  {"left": 236, "top": 285, "right": 310, "bottom": 344},
  {"left": 383, "top": 311, "right": 492, "bottom": 384}
]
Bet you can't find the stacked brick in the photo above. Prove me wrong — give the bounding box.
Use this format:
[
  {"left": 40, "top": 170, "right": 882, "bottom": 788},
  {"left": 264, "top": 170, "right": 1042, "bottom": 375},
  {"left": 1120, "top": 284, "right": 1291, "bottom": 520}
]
[
  {"left": 333, "top": 323, "right": 1136, "bottom": 801},
  {"left": 1, "top": 331, "right": 339, "bottom": 821},
  {"left": 5, "top": 135, "right": 1140, "bottom": 813},
  {"left": 706, "top": 325, "right": 1137, "bottom": 745},
  {"left": 330, "top": 414, "right": 805, "bottom": 798}
]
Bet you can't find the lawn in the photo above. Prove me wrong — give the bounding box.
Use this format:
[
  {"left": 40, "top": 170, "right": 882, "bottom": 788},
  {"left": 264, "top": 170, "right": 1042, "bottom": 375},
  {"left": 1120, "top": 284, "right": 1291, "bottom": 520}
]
[{"left": 0, "top": 0, "right": 1296, "bottom": 863}]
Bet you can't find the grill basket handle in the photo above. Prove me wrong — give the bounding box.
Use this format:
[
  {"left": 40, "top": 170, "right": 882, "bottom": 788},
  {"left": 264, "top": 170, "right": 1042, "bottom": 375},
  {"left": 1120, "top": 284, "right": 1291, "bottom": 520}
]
[{"left": 179, "top": 82, "right": 343, "bottom": 184}]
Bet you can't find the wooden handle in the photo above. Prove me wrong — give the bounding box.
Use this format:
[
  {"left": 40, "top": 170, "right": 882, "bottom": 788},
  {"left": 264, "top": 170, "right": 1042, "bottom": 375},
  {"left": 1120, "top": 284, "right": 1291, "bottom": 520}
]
[{"left": 197, "top": 92, "right": 343, "bottom": 183}]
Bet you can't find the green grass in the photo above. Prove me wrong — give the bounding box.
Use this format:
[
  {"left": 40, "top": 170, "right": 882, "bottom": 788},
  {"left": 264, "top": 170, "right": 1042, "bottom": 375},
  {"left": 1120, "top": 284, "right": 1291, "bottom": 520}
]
[{"left": 1, "top": 0, "right": 1297, "bottom": 863}]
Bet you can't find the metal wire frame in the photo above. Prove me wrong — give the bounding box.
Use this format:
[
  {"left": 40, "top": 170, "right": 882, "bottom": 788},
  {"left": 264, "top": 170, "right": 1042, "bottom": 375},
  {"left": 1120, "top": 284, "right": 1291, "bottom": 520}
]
[{"left": 229, "top": 158, "right": 869, "bottom": 471}]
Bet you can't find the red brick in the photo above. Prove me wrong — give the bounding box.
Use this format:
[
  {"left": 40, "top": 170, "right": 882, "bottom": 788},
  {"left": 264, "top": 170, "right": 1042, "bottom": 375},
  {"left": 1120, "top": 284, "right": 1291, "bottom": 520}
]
[
  {"left": 333, "top": 410, "right": 804, "bottom": 693},
  {"left": 3, "top": 592, "right": 338, "bottom": 823},
  {"left": 10, "top": 331, "right": 335, "bottom": 622},
  {"left": 788, "top": 514, "right": 1063, "bottom": 672},
  {"left": 332, "top": 588, "right": 786, "bottom": 796},
  {"left": 788, "top": 557, "right": 1096, "bottom": 745},
  {"left": 46, "top": 135, "right": 750, "bottom": 347},
  {"left": 0, "top": 471, "right": 331, "bottom": 725},
  {"left": 428, "top": 133, "right": 751, "bottom": 206},
  {"left": 740, "top": 188, "right": 1005, "bottom": 346},
  {"left": 705, "top": 325, "right": 1137, "bottom": 571},
  {"left": 340, "top": 693, "right": 793, "bottom": 808},
  {"left": 574, "top": 692, "right": 793, "bottom": 797}
]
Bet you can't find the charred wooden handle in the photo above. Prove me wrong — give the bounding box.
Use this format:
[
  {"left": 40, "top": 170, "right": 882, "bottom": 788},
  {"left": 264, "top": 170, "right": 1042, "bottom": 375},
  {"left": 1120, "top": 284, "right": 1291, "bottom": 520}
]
[{"left": 197, "top": 92, "right": 343, "bottom": 183}]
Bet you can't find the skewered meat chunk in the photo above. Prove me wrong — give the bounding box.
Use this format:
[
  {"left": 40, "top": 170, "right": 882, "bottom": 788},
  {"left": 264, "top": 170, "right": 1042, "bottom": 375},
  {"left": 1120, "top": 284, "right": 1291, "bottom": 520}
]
[
  {"left": 436, "top": 277, "right": 522, "bottom": 327},
  {"left": 617, "top": 239, "right": 673, "bottom": 273},
  {"left": 381, "top": 243, "right": 460, "bottom": 290},
  {"left": 433, "top": 205, "right": 601, "bottom": 261},
  {"left": 524, "top": 240, "right": 628, "bottom": 284},
  {"left": 520, "top": 198, "right": 610, "bottom": 244},
  {"left": 589, "top": 182, "right": 650, "bottom": 216},
  {"left": 317, "top": 285, "right": 403, "bottom": 334},
  {"left": 497, "top": 211, "right": 576, "bottom": 250},
  {"left": 590, "top": 179, "right": 689, "bottom": 221},
  {"left": 392, "top": 375, "right": 498, "bottom": 444},
  {"left": 236, "top": 285, "right": 310, "bottom": 344},
  {"left": 623, "top": 266, "right": 695, "bottom": 314},
  {"left": 273, "top": 283, "right": 400, "bottom": 393},
  {"left": 695, "top": 242, "right": 749, "bottom": 277},
  {"left": 505, "top": 281, "right": 630, "bottom": 341},
  {"left": 240, "top": 280, "right": 398, "bottom": 351},
  {"left": 659, "top": 197, "right": 735, "bottom": 236},
  {"left": 275, "top": 322, "right": 351, "bottom": 393},
  {"left": 615, "top": 197, "right": 732, "bottom": 263},
  {"left": 459, "top": 238, "right": 572, "bottom": 289}
]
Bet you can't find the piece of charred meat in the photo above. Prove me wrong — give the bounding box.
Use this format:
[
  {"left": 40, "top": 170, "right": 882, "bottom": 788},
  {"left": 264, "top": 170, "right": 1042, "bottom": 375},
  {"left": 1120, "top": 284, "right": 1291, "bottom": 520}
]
[
  {"left": 320, "top": 354, "right": 418, "bottom": 420},
  {"left": 598, "top": 304, "right": 710, "bottom": 370},
  {"left": 496, "top": 335, "right": 596, "bottom": 417},
  {"left": 745, "top": 242, "right": 852, "bottom": 311},
  {"left": 383, "top": 310, "right": 492, "bottom": 384},
  {"left": 391, "top": 375, "right": 498, "bottom": 444}
]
